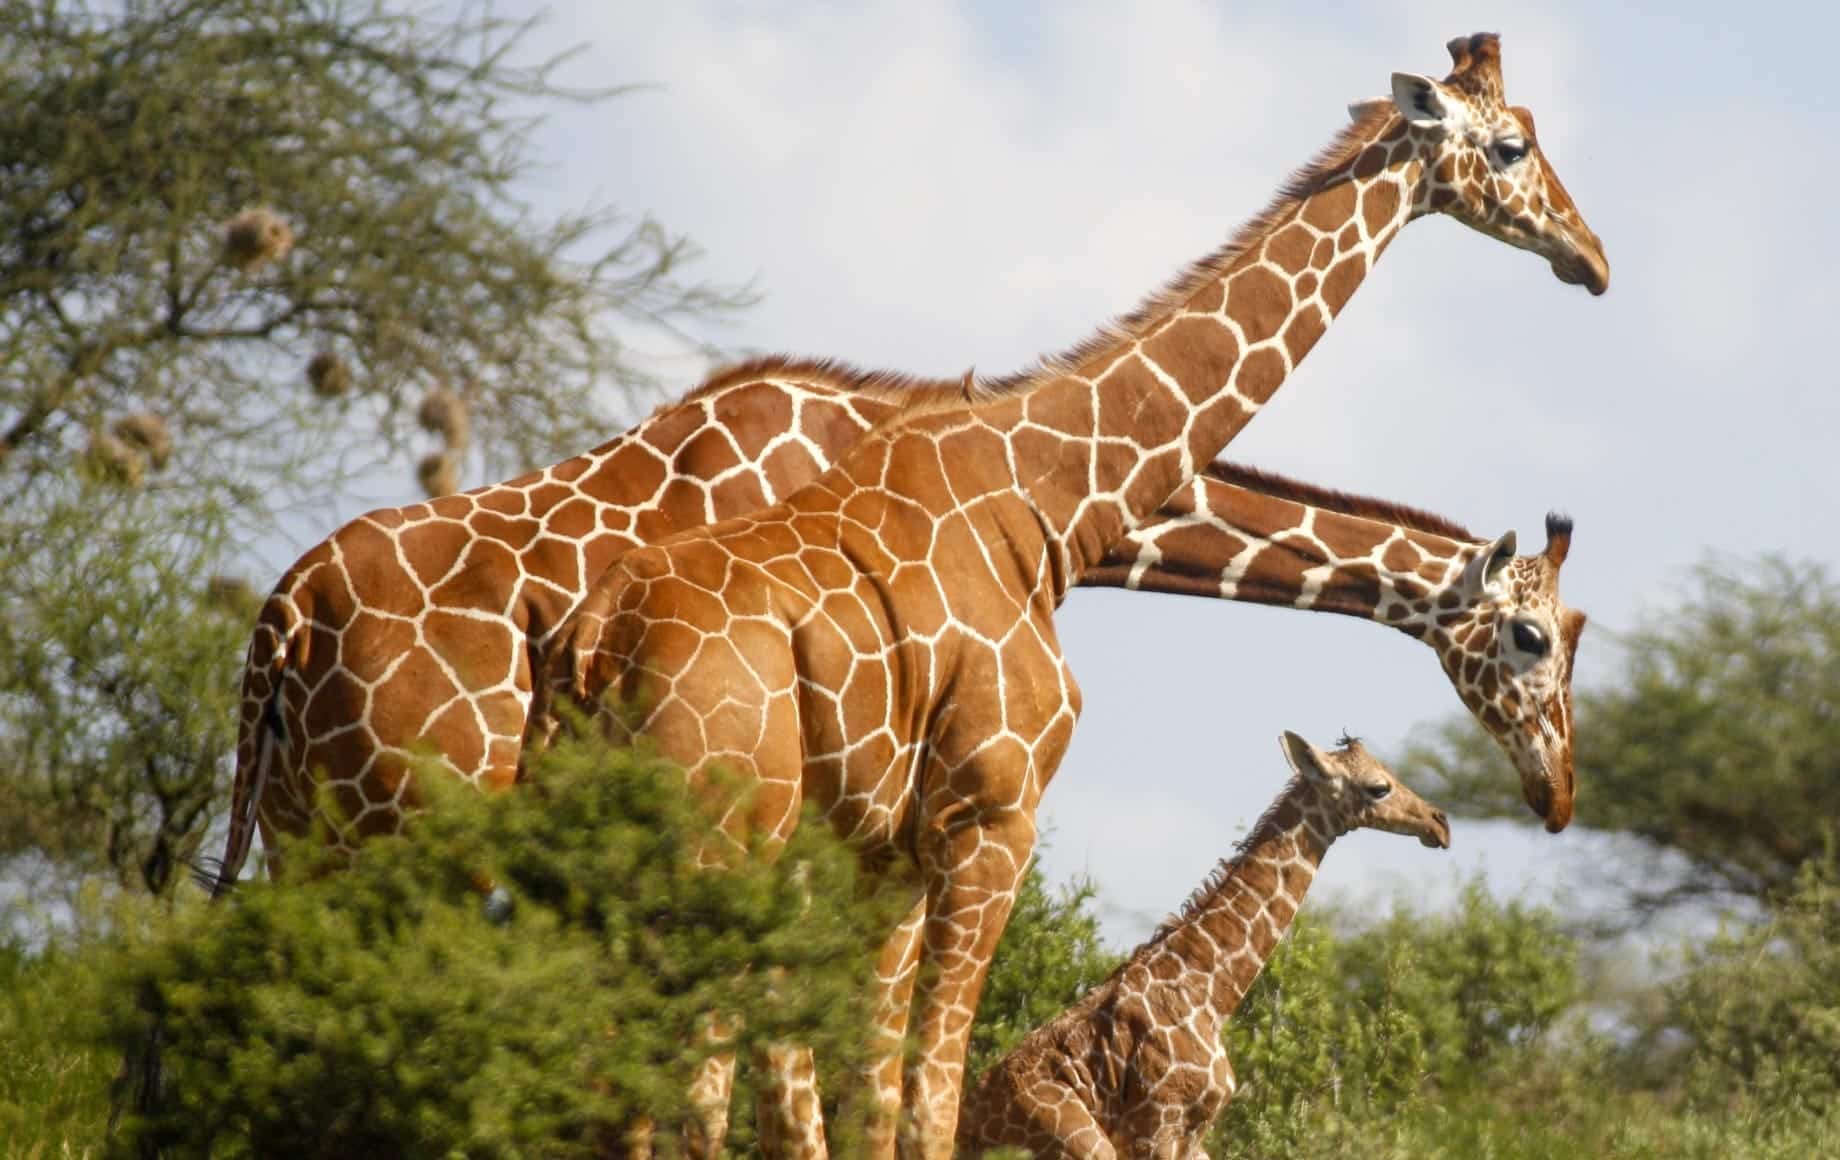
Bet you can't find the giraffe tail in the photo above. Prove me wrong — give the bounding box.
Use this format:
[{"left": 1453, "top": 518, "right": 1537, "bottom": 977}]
[
  {"left": 194, "top": 596, "right": 296, "bottom": 898},
  {"left": 113, "top": 600, "right": 300, "bottom": 1149}
]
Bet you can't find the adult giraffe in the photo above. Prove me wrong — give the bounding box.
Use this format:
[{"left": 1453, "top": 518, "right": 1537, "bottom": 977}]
[{"left": 545, "top": 33, "right": 1605, "bottom": 1158}]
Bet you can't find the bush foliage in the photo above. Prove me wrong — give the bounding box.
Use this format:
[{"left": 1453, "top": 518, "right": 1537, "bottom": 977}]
[
  {"left": 97, "top": 735, "right": 891, "bottom": 1158},
  {"left": 1661, "top": 857, "right": 1840, "bottom": 1112},
  {"left": 1217, "top": 881, "right": 1577, "bottom": 1156}
]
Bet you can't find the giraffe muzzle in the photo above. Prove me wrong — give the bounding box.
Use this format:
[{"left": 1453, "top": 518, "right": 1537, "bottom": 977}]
[
  {"left": 1521, "top": 769, "right": 1573, "bottom": 834},
  {"left": 1421, "top": 808, "right": 1452, "bottom": 849},
  {"left": 1542, "top": 764, "right": 1575, "bottom": 833},
  {"left": 1550, "top": 226, "right": 1610, "bottom": 296}
]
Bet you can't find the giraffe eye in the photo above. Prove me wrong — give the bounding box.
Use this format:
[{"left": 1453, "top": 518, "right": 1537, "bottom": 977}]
[
  {"left": 1495, "top": 140, "right": 1530, "bottom": 166},
  {"left": 1510, "top": 621, "right": 1549, "bottom": 657},
  {"left": 1364, "top": 783, "right": 1392, "bottom": 801}
]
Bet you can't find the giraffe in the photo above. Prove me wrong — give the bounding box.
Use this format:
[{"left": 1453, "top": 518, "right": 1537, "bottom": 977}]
[
  {"left": 956, "top": 732, "right": 1451, "bottom": 1159},
  {"left": 543, "top": 33, "right": 1606, "bottom": 1158}
]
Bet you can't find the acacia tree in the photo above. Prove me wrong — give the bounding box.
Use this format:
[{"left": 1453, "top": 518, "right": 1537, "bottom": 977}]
[
  {"left": 1406, "top": 556, "right": 1840, "bottom": 923},
  {"left": 0, "top": 0, "right": 746, "bottom": 895}
]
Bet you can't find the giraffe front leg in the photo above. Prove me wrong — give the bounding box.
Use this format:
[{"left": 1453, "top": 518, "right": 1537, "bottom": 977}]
[
  {"left": 839, "top": 890, "right": 926, "bottom": 1158},
  {"left": 755, "top": 1042, "right": 828, "bottom": 1160},
  {"left": 898, "top": 803, "right": 1037, "bottom": 1159},
  {"left": 958, "top": 1069, "right": 1117, "bottom": 1160},
  {"left": 683, "top": 1015, "right": 739, "bottom": 1159},
  {"left": 1119, "top": 1087, "right": 1222, "bottom": 1160}
]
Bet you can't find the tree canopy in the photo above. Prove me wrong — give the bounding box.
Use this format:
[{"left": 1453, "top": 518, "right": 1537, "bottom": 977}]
[{"left": 0, "top": 0, "right": 744, "bottom": 895}]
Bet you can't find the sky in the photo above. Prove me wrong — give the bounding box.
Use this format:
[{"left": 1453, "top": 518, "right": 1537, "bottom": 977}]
[{"left": 309, "top": 1, "right": 1839, "bottom": 946}]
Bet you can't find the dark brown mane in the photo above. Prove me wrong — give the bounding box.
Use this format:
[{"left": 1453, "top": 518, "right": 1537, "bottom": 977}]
[
  {"left": 1147, "top": 777, "right": 1309, "bottom": 945},
  {"left": 683, "top": 354, "right": 1018, "bottom": 406},
  {"left": 686, "top": 104, "right": 1404, "bottom": 407},
  {"left": 1204, "top": 460, "right": 1480, "bottom": 543},
  {"left": 1036, "top": 102, "right": 1399, "bottom": 381}
]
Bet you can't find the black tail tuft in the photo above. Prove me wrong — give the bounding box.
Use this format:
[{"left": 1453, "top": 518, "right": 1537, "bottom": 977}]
[{"left": 186, "top": 855, "right": 233, "bottom": 896}]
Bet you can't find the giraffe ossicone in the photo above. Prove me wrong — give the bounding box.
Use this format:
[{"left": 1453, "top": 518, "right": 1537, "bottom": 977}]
[
  {"left": 955, "top": 732, "right": 1451, "bottom": 1159},
  {"left": 546, "top": 30, "right": 1605, "bottom": 1158}
]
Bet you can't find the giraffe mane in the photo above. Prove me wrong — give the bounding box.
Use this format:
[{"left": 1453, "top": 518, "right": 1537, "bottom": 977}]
[
  {"left": 1147, "top": 776, "right": 1310, "bottom": 944},
  {"left": 1204, "top": 460, "right": 1480, "bottom": 543},
  {"left": 685, "top": 354, "right": 1040, "bottom": 406},
  {"left": 1033, "top": 102, "right": 1401, "bottom": 381},
  {"left": 687, "top": 104, "right": 1402, "bottom": 406}
]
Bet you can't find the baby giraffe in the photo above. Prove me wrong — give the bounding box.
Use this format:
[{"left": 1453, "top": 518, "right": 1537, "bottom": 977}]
[{"left": 957, "top": 733, "right": 1451, "bottom": 1159}]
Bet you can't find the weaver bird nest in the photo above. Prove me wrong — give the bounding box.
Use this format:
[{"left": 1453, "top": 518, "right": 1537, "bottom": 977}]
[
  {"left": 112, "top": 412, "right": 173, "bottom": 470},
  {"left": 221, "top": 208, "right": 294, "bottom": 272},
  {"left": 416, "top": 386, "right": 470, "bottom": 450},
  {"left": 417, "top": 451, "right": 460, "bottom": 498},
  {"left": 306, "top": 351, "right": 352, "bottom": 399}
]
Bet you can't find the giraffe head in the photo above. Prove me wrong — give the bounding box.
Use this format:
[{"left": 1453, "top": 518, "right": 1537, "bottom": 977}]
[
  {"left": 1375, "top": 33, "right": 1608, "bottom": 295},
  {"left": 1433, "top": 514, "right": 1586, "bottom": 833},
  {"left": 1278, "top": 732, "right": 1451, "bottom": 849}
]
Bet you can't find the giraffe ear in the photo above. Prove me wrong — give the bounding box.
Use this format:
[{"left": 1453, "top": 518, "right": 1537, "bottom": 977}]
[
  {"left": 1481, "top": 530, "right": 1517, "bottom": 585},
  {"left": 1391, "top": 72, "right": 1456, "bottom": 129},
  {"left": 1347, "top": 96, "right": 1394, "bottom": 123},
  {"left": 1279, "top": 731, "right": 1332, "bottom": 785}
]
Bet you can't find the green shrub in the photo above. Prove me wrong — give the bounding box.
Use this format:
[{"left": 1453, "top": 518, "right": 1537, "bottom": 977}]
[
  {"left": 98, "top": 733, "right": 890, "bottom": 1157},
  {"left": 1663, "top": 856, "right": 1840, "bottom": 1112},
  {"left": 1216, "top": 880, "right": 1577, "bottom": 1156},
  {"left": 0, "top": 935, "right": 116, "bottom": 1155},
  {"left": 1258, "top": 1078, "right": 1840, "bottom": 1160}
]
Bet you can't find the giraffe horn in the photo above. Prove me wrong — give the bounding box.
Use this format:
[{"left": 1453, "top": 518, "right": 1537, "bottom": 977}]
[
  {"left": 1543, "top": 512, "right": 1574, "bottom": 566},
  {"left": 1444, "top": 32, "right": 1504, "bottom": 98}
]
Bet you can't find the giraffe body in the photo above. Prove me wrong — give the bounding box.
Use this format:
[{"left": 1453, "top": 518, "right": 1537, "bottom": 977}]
[
  {"left": 956, "top": 734, "right": 1451, "bottom": 1159},
  {"left": 547, "top": 34, "right": 1604, "bottom": 1157}
]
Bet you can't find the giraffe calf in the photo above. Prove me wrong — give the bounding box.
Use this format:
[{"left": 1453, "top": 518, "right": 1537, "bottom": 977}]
[{"left": 956, "top": 732, "right": 1451, "bottom": 1159}]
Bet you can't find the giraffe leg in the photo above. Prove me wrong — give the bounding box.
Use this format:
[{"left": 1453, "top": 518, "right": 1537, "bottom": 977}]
[
  {"left": 745, "top": 900, "right": 928, "bottom": 1160},
  {"left": 585, "top": 594, "right": 811, "bottom": 1157},
  {"left": 1029, "top": 1103, "right": 1117, "bottom": 1160},
  {"left": 959, "top": 1069, "right": 1116, "bottom": 1160},
  {"left": 1115, "top": 1105, "right": 1206, "bottom": 1160},
  {"left": 749, "top": 888, "right": 927, "bottom": 1159},
  {"left": 847, "top": 891, "right": 927, "bottom": 1158},
  {"left": 755, "top": 1042, "right": 828, "bottom": 1159},
  {"left": 898, "top": 804, "right": 1037, "bottom": 1159},
  {"left": 684, "top": 1043, "right": 737, "bottom": 1158}
]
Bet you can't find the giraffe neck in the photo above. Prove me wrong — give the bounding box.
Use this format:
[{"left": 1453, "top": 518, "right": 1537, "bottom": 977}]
[
  {"left": 1154, "top": 783, "right": 1339, "bottom": 1025},
  {"left": 1085, "top": 463, "right": 1488, "bottom": 638},
  {"left": 986, "top": 112, "right": 1427, "bottom": 584}
]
